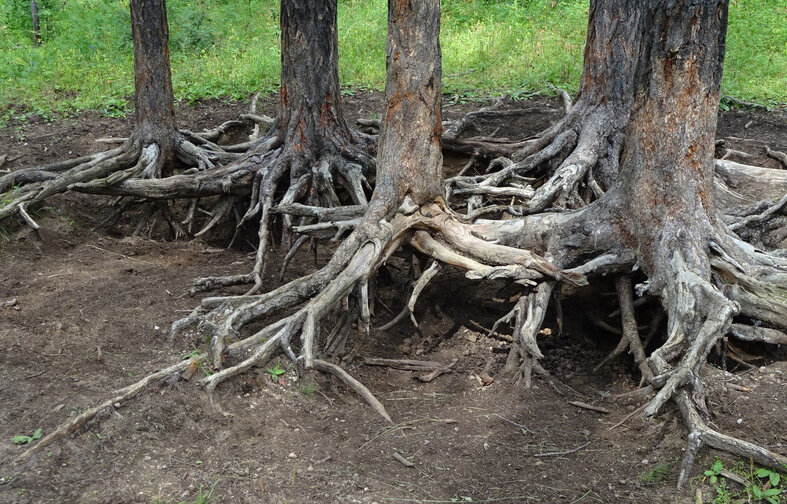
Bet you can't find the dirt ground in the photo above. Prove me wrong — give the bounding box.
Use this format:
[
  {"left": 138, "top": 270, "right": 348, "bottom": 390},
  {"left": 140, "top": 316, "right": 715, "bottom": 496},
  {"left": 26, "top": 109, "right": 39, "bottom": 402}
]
[{"left": 0, "top": 95, "right": 785, "bottom": 504}]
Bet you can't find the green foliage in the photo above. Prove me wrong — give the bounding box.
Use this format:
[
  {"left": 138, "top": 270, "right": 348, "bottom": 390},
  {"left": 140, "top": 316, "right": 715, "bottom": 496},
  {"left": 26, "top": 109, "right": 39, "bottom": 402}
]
[
  {"left": 639, "top": 462, "right": 675, "bottom": 484},
  {"left": 299, "top": 380, "right": 318, "bottom": 396},
  {"left": 265, "top": 362, "right": 286, "bottom": 381},
  {"left": 700, "top": 459, "right": 786, "bottom": 504},
  {"left": 0, "top": 0, "right": 783, "bottom": 119},
  {"left": 11, "top": 427, "right": 43, "bottom": 445}
]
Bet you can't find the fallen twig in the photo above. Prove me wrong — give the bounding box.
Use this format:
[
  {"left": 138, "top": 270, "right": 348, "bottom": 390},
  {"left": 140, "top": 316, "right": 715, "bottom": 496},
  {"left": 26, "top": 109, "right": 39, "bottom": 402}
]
[
  {"left": 393, "top": 451, "right": 415, "bottom": 467},
  {"left": 86, "top": 244, "right": 156, "bottom": 266},
  {"left": 534, "top": 441, "right": 590, "bottom": 458},
  {"left": 492, "top": 413, "right": 532, "bottom": 434},
  {"left": 569, "top": 401, "right": 610, "bottom": 414}
]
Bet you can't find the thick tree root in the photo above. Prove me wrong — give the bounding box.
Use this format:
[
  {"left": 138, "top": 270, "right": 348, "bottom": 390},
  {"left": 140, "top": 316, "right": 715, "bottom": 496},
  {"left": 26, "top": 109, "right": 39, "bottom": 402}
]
[
  {"left": 675, "top": 391, "right": 787, "bottom": 487},
  {"left": 0, "top": 125, "right": 254, "bottom": 231},
  {"left": 497, "top": 283, "right": 552, "bottom": 388},
  {"left": 444, "top": 104, "right": 624, "bottom": 217}
]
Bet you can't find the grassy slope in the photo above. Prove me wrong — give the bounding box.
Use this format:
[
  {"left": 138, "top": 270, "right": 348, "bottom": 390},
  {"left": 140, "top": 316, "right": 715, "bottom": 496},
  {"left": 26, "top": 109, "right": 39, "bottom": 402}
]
[{"left": 0, "top": 0, "right": 784, "bottom": 120}]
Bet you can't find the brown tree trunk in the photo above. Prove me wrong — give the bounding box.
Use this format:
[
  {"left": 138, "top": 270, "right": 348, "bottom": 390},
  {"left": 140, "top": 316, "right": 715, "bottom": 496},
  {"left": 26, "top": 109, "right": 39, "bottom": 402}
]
[
  {"left": 130, "top": 0, "right": 177, "bottom": 164},
  {"left": 618, "top": 0, "right": 728, "bottom": 292},
  {"left": 278, "top": 0, "right": 373, "bottom": 183},
  {"left": 372, "top": 0, "right": 443, "bottom": 212},
  {"left": 30, "top": 0, "right": 41, "bottom": 47}
]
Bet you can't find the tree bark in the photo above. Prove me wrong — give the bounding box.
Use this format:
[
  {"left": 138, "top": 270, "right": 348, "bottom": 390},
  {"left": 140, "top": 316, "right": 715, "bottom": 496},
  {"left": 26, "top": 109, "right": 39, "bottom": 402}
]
[
  {"left": 30, "top": 0, "right": 41, "bottom": 47},
  {"left": 373, "top": 0, "right": 443, "bottom": 211},
  {"left": 130, "top": 0, "right": 177, "bottom": 162},
  {"left": 278, "top": 0, "right": 371, "bottom": 179},
  {"left": 617, "top": 0, "right": 728, "bottom": 291}
]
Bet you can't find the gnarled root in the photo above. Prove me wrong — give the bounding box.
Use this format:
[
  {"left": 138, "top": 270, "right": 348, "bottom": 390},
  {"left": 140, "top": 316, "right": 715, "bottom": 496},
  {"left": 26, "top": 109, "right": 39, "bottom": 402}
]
[
  {"left": 444, "top": 103, "right": 625, "bottom": 218},
  {"left": 188, "top": 126, "right": 375, "bottom": 296},
  {"left": 496, "top": 283, "right": 553, "bottom": 388},
  {"left": 62, "top": 201, "right": 573, "bottom": 458},
  {"left": 620, "top": 235, "right": 787, "bottom": 484},
  {"left": 675, "top": 391, "right": 787, "bottom": 487},
  {"left": 0, "top": 123, "right": 255, "bottom": 233}
]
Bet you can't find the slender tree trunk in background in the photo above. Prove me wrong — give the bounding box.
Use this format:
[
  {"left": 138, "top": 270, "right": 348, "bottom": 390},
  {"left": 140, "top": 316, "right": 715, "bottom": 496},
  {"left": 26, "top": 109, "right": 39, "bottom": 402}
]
[
  {"left": 130, "top": 0, "right": 177, "bottom": 166},
  {"left": 30, "top": 0, "right": 41, "bottom": 47}
]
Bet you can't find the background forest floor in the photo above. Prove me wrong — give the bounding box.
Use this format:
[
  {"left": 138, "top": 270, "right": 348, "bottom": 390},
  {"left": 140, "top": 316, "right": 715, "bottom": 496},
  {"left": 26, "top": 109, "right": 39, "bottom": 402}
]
[{"left": 0, "top": 95, "right": 785, "bottom": 504}]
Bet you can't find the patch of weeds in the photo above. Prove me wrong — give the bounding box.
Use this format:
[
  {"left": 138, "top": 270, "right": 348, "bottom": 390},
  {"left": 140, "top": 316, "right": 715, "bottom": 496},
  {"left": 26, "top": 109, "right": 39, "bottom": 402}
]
[
  {"left": 639, "top": 462, "right": 675, "bottom": 484},
  {"left": 712, "top": 478, "right": 733, "bottom": 504},
  {"left": 341, "top": 84, "right": 373, "bottom": 97},
  {"left": 11, "top": 428, "right": 43, "bottom": 445},
  {"left": 699, "top": 458, "right": 786, "bottom": 504},
  {"left": 58, "top": 214, "right": 76, "bottom": 227},
  {"left": 0, "top": 226, "right": 11, "bottom": 246},
  {"left": 298, "top": 380, "right": 318, "bottom": 396},
  {"left": 152, "top": 480, "right": 218, "bottom": 504},
  {"left": 100, "top": 97, "right": 128, "bottom": 118}
]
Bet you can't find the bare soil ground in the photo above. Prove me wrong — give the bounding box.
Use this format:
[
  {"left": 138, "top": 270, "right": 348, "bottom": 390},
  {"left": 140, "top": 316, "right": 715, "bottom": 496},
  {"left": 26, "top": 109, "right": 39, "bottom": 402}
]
[{"left": 0, "top": 95, "right": 785, "bottom": 504}]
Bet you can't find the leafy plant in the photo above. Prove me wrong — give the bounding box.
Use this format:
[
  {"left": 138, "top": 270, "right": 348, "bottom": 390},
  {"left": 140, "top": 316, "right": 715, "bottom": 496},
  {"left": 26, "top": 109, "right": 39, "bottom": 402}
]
[
  {"left": 265, "top": 362, "right": 287, "bottom": 382},
  {"left": 747, "top": 468, "right": 782, "bottom": 504},
  {"left": 11, "top": 428, "right": 42, "bottom": 445},
  {"left": 700, "top": 458, "right": 785, "bottom": 504},
  {"left": 704, "top": 459, "right": 725, "bottom": 485}
]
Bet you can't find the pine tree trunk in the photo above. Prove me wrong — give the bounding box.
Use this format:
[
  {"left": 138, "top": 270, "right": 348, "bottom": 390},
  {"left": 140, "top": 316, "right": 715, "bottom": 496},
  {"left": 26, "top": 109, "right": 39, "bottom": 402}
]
[
  {"left": 373, "top": 0, "right": 443, "bottom": 210},
  {"left": 30, "top": 0, "right": 41, "bottom": 47},
  {"left": 130, "top": 0, "right": 177, "bottom": 161},
  {"left": 560, "top": 0, "right": 646, "bottom": 186},
  {"left": 575, "top": 0, "right": 641, "bottom": 113},
  {"left": 617, "top": 0, "right": 728, "bottom": 290},
  {"left": 279, "top": 0, "right": 362, "bottom": 177}
]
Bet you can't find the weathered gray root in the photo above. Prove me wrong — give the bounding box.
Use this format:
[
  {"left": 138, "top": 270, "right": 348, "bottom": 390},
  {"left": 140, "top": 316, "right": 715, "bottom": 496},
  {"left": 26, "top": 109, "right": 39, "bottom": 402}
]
[
  {"left": 675, "top": 391, "right": 787, "bottom": 487},
  {"left": 443, "top": 102, "right": 625, "bottom": 219},
  {"left": 0, "top": 123, "right": 263, "bottom": 229}
]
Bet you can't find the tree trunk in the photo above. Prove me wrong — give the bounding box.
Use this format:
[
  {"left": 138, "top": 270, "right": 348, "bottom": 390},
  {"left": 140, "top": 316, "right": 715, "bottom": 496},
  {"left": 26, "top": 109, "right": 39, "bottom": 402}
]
[
  {"left": 617, "top": 0, "right": 728, "bottom": 291},
  {"left": 575, "top": 0, "right": 640, "bottom": 114},
  {"left": 278, "top": 0, "right": 370, "bottom": 179},
  {"left": 30, "top": 0, "right": 41, "bottom": 47},
  {"left": 130, "top": 0, "right": 177, "bottom": 162},
  {"left": 372, "top": 0, "right": 443, "bottom": 211}
]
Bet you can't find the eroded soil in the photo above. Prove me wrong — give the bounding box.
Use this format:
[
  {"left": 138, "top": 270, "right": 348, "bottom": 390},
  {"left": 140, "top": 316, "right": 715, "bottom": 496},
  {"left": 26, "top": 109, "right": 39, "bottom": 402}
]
[{"left": 0, "top": 96, "right": 785, "bottom": 504}]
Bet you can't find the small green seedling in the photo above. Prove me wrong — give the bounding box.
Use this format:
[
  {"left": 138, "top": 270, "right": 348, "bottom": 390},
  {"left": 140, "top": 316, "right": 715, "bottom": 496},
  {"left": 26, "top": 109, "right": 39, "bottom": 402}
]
[
  {"left": 704, "top": 459, "right": 724, "bottom": 484},
  {"left": 639, "top": 462, "right": 674, "bottom": 484},
  {"left": 299, "top": 381, "right": 318, "bottom": 396},
  {"left": 11, "top": 428, "right": 42, "bottom": 445},
  {"left": 265, "top": 362, "right": 287, "bottom": 382}
]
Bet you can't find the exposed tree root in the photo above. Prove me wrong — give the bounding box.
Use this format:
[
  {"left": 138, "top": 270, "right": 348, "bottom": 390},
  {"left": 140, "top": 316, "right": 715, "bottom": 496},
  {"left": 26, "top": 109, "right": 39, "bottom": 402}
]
[
  {"left": 0, "top": 115, "right": 263, "bottom": 232},
  {"left": 443, "top": 101, "right": 626, "bottom": 218},
  {"left": 675, "top": 391, "right": 787, "bottom": 487}
]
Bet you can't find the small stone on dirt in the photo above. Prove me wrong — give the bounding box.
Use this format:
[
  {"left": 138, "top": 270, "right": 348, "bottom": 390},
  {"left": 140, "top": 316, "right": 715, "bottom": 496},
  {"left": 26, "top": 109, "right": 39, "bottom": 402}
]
[{"left": 288, "top": 452, "right": 297, "bottom": 459}]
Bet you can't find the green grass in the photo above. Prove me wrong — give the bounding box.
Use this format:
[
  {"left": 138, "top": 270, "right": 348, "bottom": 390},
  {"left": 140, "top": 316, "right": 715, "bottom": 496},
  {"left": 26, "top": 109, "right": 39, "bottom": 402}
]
[{"left": 0, "top": 0, "right": 784, "bottom": 121}]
